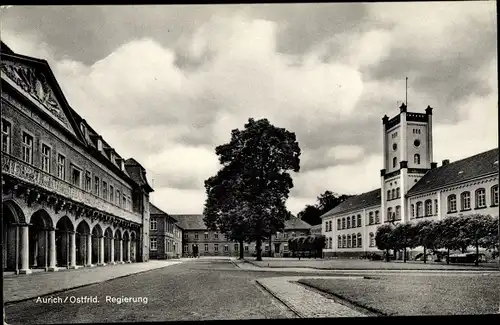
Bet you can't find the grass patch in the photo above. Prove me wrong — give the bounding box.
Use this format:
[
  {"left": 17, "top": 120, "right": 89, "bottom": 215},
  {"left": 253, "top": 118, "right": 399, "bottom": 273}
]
[{"left": 298, "top": 275, "right": 500, "bottom": 316}]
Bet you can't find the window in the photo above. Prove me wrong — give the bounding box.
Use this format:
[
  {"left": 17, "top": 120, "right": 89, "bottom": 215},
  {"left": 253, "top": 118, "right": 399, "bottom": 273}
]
[
  {"left": 1, "top": 119, "right": 11, "bottom": 154},
  {"left": 71, "top": 166, "right": 81, "bottom": 187},
  {"left": 150, "top": 218, "right": 157, "bottom": 230},
  {"left": 265, "top": 244, "right": 269, "bottom": 252},
  {"left": 387, "top": 207, "right": 393, "bottom": 221},
  {"left": 414, "top": 154, "right": 420, "bottom": 165},
  {"left": 102, "top": 181, "right": 108, "bottom": 200},
  {"left": 351, "top": 234, "right": 356, "bottom": 248},
  {"left": 214, "top": 244, "right": 219, "bottom": 252},
  {"left": 292, "top": 232, "right": 296, "bottom": 237},
  {"left": 204, "top": 244, "right": 209, "bottom": 252},
  {"left": 150, "top": 238, "right": 157, "bottom": 251},
  {"left": 95, "top": 176, "right": 100, "bottom": 196},
  {"left": 369, "top": 233, "right": 375, "bottom": 247},
  {"left": 342, "top": 217, "right": 346, "bottom": 229},
  {"left": 214, "top": 233, "right": 219, "bottom": 240},
  {"left": 351, "top": 216, "right": 356, "bottom": 228},
  {"left": 184, "top": 244, "right": 188, "bottom": 253},
  {"left": 346, "top": 217, "right": 351, "bottom": 229},
  {"left": 57, "top": 154, "right": 65, "bottom": 179},
  {"left": 110, "top": 185, "right": 114, "bottom": 202},
  {"left": 369, "top": 212, "right": 374, "bottom": 225},
  {"left": 347, "top": 235, "right": 351, "bottom": 248},
  {"left": 411, "top": 204, "right": 415, "bottom": 218},
  {"left": 41, "top": 144, "right": 51, "bottom": 172},
  {"left": 184, "top": 233, "right": 188, "bottom": 240},
  {"left": 357, "top": 215, "right": 361, "bottom": 227},
  {"left": 461, "top": 191, "right": 471, "bottom": 210},
  {"left": 416, "top": 202, "right": 423, "bottom": 218},
  {"left": 85, "top": 171, "right": 92, "bottom": 191},
  {"left": 326, "top": 237, "right": 331, "bottom": 249},
  {"left": 434, "top": 199, "right": 438, "bottom": 215},
  {"left": 387, "top": 190, "right": 391, "bottom": 200},
  {"left": 244, "top": 245, "right": 249, "bottom": 252},
  {"left": 234, "top": 244, "right": 239, "bottom": 251},
  {"left": 393, "top": 157, "right": 397, "bottom": 168},
  {"left": 342, "top": 235, "right": 346, "bottom": 248},
  {"left": 329, "top": 220, "right": 332, "bottom": 231},
  {"left": 414, "top": 139, "right": 421, "bottom": 147},
  {"left": 392, "top": 189, "right": 396, "bottom": 200},
  {"left": 116, "top": 190, "right": 120, "bottom": 206},
  {"left": 492, "top": 185, "right": 499, "bottom": 206},
  {"left": 425, "top": 200, "right": 432, "bottom": 216},
  {"left": 396, "top": 187, "right": 400, "bottom": 198},
  {"left": 448, "top": 195, "right": 457, "bottom": 212},
  {"left": 395, "top": 206, "right": 401, "bottom": 220},
  {"left": 123, "top": 194, "right": 126, "bottom": 208},
  {"left": 284, "top": 233, "right": 288, "bottom": 239},
  {"left": 21, "top": 132, "right": 34, "bottom": 164},
  {"left": 204, "top": 233, "right": 208, "bottom": 240},
  {"left": 357, "top": 233, "right": 362, "bottom": 248},
  {"left": 224, "top": 245, "right": 228, "bottom": 252},
  {"left": 337, "top": 219, "right": 341, "bottom": 230},
  {"left": 475, "top": 188, "right": 486, "bottom": 208},
  {"left": 337, "top": 236, "right": 341, "bottom": 248},
  {"left": 194, "top": 233, "right": 199, "bottom": 240}
]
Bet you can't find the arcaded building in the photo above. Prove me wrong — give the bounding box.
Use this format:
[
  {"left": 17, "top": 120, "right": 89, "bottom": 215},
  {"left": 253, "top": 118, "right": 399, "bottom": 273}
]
[
  {"left": 1, "top": 42, "right": 153, "bottom": 274},
  {"left": 321, "top": 103, "right": 499, "bottom": 257}
]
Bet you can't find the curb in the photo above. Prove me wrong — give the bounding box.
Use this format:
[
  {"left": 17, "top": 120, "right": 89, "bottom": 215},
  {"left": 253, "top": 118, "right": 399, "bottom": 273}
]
[
  {"left": 5, "top": 263, "right": 180, "bottom": 305},
  {"left": 254, "top": 280, "right": 303, "bottom": 318}
]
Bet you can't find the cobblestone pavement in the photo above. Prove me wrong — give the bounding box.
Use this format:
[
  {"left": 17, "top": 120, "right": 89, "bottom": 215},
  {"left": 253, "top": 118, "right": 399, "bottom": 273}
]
[
  {"left": 5, "top": 259, "right": 297, "bottom": 324},
  {"left": 256, "top": 276, "right": 367, "bottom": 318},
  {"left": 4, "top": 260, "right": 183, "bottom": 303},
  {"left": 235, "top": 260, "right": 500, "bottom": 276}
]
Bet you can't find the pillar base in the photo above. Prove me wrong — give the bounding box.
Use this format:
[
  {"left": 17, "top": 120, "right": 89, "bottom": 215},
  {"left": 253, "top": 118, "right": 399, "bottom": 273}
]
[
  {"left": 47, "top": 266, "right": 58, "bottom": 272},
  {"left": 68, "top": 265, "right": 82, "bottom": 269},
  {"left": 85, "top": 264, "right": 95, "bottom": 268},
  {"left": 125, "top": 260, "right": 132, "bottom": 264},
  {"left": 97, "top": 263, "right": 106, "bottom": 266},
  {"left": 109, "top": 261, "right": 116, "bottom": 265},
  {"left": 18, "top": 269, "right": 32, "bottom": 275}
]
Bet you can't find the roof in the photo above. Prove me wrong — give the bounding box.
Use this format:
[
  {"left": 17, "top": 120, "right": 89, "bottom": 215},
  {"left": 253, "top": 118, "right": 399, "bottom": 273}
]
[
  {"left": 149, "top": 203, "right": 167, "bottom": 215},
  {"left": 285, "top": 217, "right": 311, "bottom": 230},
  {"left": 1, "top": 41, "right": 15, "bottom": 54},
  {"left": 407, "top": 148, "right": 499, "bottom": 196},
  {"left": 169, "top": 214, "right": 206, "bottom": 230},
  {"left": 124, "top": 160, "right": 154, "bottom": 192},
  {"left": 320, "top": 188, "right": 381, "bottom": 218}
]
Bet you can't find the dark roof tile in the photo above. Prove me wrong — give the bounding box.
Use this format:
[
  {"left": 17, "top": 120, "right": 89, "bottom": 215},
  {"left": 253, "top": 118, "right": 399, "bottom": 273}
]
[
  {"left": 320, "top": 188, "right": 381, "bottom": 217},
  {"left": 407, "top": 148, "right": 499, "bottom": 196},
  {"left": 169, "top": 214, "right": 206, "bottom": 230}
]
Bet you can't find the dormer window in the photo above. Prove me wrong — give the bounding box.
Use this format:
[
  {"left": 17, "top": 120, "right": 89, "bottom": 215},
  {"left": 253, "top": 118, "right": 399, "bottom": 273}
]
[{"left": 80, "top": 122, "right": 87, "bottom": 137}]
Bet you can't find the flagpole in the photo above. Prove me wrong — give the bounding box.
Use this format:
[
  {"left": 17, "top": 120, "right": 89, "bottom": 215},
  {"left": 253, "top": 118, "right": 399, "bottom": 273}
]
[{"left": 405, "top": 77, "right": 408, "bottom": 107}]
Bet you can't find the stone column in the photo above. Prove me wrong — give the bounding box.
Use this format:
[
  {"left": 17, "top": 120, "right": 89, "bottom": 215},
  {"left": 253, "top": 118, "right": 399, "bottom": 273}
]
[
  {"left": 119, "top": 239, "right": 123, "bottom": 263},
  {"left": 99, "top": 236, "right": 105, "bottom": 266},
  {"left": 110, "top": 237, "right": 115, "bottom": 264},
  {"left": 127, "top": 240, "right": 131, "bottom": 263},
  {"left": 69, "top": 231, "right": 77, "bottom": 269},
  {"left": 86, "top": 233, "right": 93, "bottom": 267},
  {"left": 48, "top": 228, "right": 58, "bottom": 272},
  {"left": 19, "top": 224, "right": 32, "bottom": 275}
]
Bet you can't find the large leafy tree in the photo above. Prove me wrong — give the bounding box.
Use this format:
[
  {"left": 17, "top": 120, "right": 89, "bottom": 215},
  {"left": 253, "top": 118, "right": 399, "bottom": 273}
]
[
  {"left": 203, "top": 118, "right": 301, "bottom": 261},
  {"left": 391, "top": 223, "right": 416, "bottom": 262},
  {"left": 461, "top": 214, "right": 495, "bottom": 266},
  {"left": 413, "top": 220, "right": 437, "bottom": 264}
]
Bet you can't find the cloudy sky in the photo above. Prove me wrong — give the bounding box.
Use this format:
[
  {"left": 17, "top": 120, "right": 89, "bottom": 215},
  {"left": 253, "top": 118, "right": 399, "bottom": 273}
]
[{"left": 1, "top": 3, "right": 497, "bottom": 216}]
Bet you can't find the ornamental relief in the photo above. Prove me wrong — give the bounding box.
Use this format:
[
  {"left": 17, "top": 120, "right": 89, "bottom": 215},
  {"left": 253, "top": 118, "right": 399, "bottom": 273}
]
[{"left": 1, "top": 60, "right": 70, "bottom": 128}]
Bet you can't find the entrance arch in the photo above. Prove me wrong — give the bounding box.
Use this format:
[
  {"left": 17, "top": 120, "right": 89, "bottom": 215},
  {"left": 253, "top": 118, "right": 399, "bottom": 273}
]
[
  {"left": 55, "top": 216, "right": 74, "bottom": 268},
  {"left": 91, "top": 224, "right": 103, "bottom": 265},
  {"left": 114, "top": 229, "right": 122, "bottom": 263},
  {"left": 104, "top": 227, "right": 113, "bottom": 263},
  {"left": 123, "top": 231, "right": 130, "bottom": 262},
  {"left": 29, "top": 209, "right": 53, "bottom": 270},
  {"left": 76, "top": 220, "right": 91, "bottom": 266},
  {"left": 2, "top": 201, "right": 24, "bottom": 271}
]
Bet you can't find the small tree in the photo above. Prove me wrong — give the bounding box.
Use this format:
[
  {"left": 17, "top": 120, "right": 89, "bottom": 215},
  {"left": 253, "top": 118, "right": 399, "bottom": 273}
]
[
  {"left": 480, "top": 216, "right": 499, "bottom": 258},
  {"left": 375, "top": 223, "right": 394, "bottom": 262},
  {"left": 437, "top": 217, "right": 463, "bottom": 264},
  {"left": 391, "top": 223, "right": 415, "bottom": 262},
  {"left": 462, "top": 214, "right": 495, "bottom": 266},
  {"left": 413, "top": 220, "right": 437, "bottom": 263}
]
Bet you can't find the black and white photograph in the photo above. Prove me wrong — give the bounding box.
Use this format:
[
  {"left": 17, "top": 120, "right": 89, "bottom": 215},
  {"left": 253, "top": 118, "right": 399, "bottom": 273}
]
[{"left": 1, "top": 2, "right": 499, "bottom": 324}]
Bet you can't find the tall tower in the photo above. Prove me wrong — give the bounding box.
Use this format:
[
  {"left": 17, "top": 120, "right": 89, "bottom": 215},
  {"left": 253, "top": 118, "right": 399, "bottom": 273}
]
[{"left": 380, "top": 103, "right": 436, "bottom": 223}]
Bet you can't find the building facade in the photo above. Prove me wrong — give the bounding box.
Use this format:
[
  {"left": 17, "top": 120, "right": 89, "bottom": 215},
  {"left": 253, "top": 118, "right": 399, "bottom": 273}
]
[
  {"left": 321, "top": 103, "right": 499, "bottom": 257},
  {"left": 172, "top": 214, "right": 312, "bottom": 257},
  {"left": 1, "top": 42, "right": 153, "bottom": 274},
  {"left": 149, "top": 203, "right": 182, "bottom": 259}
]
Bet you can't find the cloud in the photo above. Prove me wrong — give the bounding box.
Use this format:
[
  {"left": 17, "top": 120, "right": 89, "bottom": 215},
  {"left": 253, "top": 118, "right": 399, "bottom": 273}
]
[{"left": 1, "top": 3, "right": 496, "bottom": 217}]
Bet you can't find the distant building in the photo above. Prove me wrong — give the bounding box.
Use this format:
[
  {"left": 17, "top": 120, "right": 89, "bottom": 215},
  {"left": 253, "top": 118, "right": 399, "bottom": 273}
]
[
  {"left": 171, "top": 214, "right": 312, "bottom": 257},
  {"left": 321, "top": 103, "right": 499, "bottom": 257},
  {"left": 149, "top": 203, "right": 182, "bottom": 259},
  {"left": 1, "top": 42, "right": 154, "bottom": 274}
]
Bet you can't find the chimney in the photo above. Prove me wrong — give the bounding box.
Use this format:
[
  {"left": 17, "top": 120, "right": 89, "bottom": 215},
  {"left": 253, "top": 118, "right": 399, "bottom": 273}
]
[
  {"left": 442, "top": 159, "right": 450, "bottom": 166},
  {"left": 431, "top": 162, "right": 437, "bottom": 169}
]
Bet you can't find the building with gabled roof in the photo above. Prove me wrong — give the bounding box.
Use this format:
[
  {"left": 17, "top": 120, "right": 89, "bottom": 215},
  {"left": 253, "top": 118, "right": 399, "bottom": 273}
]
[
  {"left": 1, "top": 41, "right": 153, "bottom": 274},
  {"left": 320, "top": 103, "right": 498, "bottom": 258}
]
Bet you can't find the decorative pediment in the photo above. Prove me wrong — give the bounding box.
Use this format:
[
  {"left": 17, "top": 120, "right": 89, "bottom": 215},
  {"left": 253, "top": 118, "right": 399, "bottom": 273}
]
[{"left": 1, "top": 59, "right": 73, "bottom": 131}]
